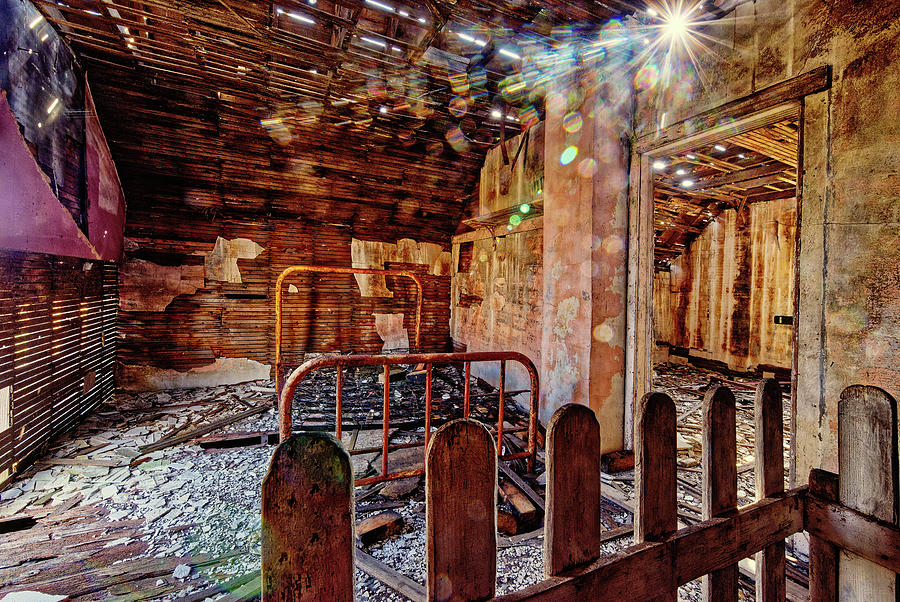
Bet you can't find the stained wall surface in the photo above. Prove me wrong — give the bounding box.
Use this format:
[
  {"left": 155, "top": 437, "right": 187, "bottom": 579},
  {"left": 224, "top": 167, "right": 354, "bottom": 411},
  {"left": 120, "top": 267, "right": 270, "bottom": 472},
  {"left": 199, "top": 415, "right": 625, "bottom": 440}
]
[
  {"left": 450, "top": 224, "right": 544, "bottom": 396},
  {"left": 118, "top": 226, "right": 452, "bottom": 390},
  {"left": 634, "top": 0, "right": 900, "bottom": 483},
  {"left": 451, "top": 128, "right": 545, "bottom": 397},
  {"left": 654, "top": 198, "right": 796, "bottom": 371}
]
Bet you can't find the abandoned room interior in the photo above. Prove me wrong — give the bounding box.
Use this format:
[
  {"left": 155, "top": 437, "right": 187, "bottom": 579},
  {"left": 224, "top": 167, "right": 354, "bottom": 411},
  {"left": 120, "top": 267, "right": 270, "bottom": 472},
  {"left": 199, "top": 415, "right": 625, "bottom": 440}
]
[{"left": 1, "top": 0, "right": 899, "bottom": 599}]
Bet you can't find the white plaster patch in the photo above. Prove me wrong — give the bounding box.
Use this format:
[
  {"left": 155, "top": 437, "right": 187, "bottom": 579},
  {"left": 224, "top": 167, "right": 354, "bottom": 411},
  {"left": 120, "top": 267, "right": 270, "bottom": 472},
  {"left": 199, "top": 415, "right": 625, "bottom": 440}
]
[
  {"left": 288, "top": 284, "right": 299, "bottom": 293},
  {"left": 542, "top": 344, "right": 580, "bottom": 423},
  {"left": 553, "top": 296, "right": 580, "bottom": 338},
  {"left": 118, "top": 358, "right": 271, "bottom": 391},
  {"left": 204, "top": 237, "right": 264, "bottom": 283},
  {"left": 373, "top": 313, "right": 409, "bottom": 352}
]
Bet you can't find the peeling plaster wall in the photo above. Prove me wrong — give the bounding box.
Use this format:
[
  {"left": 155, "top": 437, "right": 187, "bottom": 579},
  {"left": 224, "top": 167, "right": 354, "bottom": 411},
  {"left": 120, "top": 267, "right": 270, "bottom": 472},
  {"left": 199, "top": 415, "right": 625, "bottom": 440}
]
[
  {"left": 118, "top": 227, "right": 451, "bottom": 389},
  {"left": 351, "top": 237, "right": 452, "bottom": 298},
  {"left": 654, "top": 198, "right": 796, "bottom": 371},
  {"left": 118, "top": 357, "right": 270, "bottom": 391},
  {"left": 633, "top": 0, "right": 900, "bottom": 484},
  {"left": 541, "top": 79, "right": 630, "bottom": 454},
  {"left": 450, "top": 227, "right": 544, "bottom": 395}
]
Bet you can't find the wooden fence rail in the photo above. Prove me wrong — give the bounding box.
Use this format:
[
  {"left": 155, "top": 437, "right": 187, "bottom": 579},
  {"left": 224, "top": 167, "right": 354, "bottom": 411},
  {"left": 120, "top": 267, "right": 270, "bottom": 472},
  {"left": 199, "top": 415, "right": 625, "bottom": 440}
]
[{"left": 261, "top": 381, "right": 900, "bottom": 602}]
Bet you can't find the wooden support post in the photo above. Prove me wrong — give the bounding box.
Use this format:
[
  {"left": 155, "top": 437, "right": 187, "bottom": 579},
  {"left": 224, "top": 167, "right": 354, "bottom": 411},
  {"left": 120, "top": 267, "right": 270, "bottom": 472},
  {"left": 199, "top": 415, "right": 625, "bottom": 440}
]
[
  {"left": 754, "top": 378, "right": 785, "bottom": 601},
  {"left": 838, "top": 385, "right": 899, "bottom": 601},
  {"left": 544, "top": 404, "right": 603, "bottom": 576},
  {"left": 426, "top": 419, "right": 496, "bottom": 602},
  {"left": 702, "top": 385, "right": 738, "bottom": 602},
  {"left": 261, "top": 433, "right": 354, "bottom": 601},
  {"left": 808, "top": 468, "right": 839, "bottom": 602},
  {"left": 635, "top": 392, "right": 677, "bottom": 601}
]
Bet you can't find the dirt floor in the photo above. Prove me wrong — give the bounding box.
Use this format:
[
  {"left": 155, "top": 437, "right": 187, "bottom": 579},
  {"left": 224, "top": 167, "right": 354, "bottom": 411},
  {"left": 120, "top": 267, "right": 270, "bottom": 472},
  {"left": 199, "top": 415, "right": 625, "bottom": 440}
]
[{"left": 0, "top": 361, "right": 806, "bottom": 601}]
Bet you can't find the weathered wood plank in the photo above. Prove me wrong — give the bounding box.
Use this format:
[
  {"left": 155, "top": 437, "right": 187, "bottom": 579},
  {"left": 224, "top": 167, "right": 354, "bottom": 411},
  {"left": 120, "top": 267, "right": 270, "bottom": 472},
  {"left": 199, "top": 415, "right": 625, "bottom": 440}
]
[
  {"left": 499, "top": 462, "right": 544, "bottom": 512},
  {"left": 356, "top": 549, "right": 426, "bottom": 601},
  {"left": 807, "top": 481, "right": 900, "bottom": 575},
  {"left": 807, "top": 469, "right": 839, "bottom": 602},
  {"left": 495, "top": 489, "right": 806, "bottom": 601},
  {"left": 754, "top": 378, "right": 786, "bottom": 602},
  {"left": 635, "top": 392, "right": 677, "bottom": 601},
  {"left": 544, "top": 404, "right": 603, "bottom": 576},
  {"left": 838, "top": 385, "right": 898, "bottom": 601},
  {"left": 702, "top": 385, "right": 738, "bottom": 602},
  {"left": 635, "top": 66, "right": 830, "bottom": 152},
  {"left": 426, "top": 419, "right": 496, "bottom": 602},
  {"left": 261, "top": 433, "right": 354, "bottom": 601}
]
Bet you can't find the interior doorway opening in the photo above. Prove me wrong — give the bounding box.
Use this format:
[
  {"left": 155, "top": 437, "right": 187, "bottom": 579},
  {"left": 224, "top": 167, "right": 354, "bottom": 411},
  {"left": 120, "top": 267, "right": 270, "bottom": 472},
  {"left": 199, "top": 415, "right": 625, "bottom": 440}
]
[{"left": 644, "top": 106, "right": 801, "bottom": 503}]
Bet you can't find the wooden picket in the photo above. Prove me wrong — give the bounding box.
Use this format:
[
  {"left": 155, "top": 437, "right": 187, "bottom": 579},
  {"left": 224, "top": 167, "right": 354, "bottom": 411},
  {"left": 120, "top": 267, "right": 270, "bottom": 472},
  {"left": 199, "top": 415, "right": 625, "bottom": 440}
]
[
  {"left": 837, "top": 385, "right": 898, "bottom": 601},
  {"left": 426, "top": 419, "right": 496, "bottom": 602},
  {"left": 635, "top": 392, "right": 677, "bottom": 601},
  {"left": 261, "top": 433, "right": 354, "bottom": 601},
  {"left": 543, "top": 403, "right": 603, "bottom": 576},
  {"left": 258, "top": 382, "right": 900, "bottom": 602},
  {"left": 754, "top": 378, "right": 786, "bottom": 601},
  {"left": 701, "top": 384, "right": 738, "bottom": 601}
]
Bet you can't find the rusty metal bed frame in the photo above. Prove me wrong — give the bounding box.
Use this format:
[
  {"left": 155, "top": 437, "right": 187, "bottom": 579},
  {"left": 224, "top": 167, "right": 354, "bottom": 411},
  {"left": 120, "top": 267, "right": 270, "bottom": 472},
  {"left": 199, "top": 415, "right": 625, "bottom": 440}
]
[
  {"left": 278, "top": 351, "right": 540, "bottom": 485},
  {"left": 273, "top": 264, "right": 424, "bottom": 397}
]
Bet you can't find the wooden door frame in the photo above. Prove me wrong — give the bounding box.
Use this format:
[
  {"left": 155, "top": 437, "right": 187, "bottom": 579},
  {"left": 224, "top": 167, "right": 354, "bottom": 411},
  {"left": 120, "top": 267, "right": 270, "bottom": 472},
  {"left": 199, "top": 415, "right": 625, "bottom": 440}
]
[{"left": 623, "top": 67, "right": 831, "bottom": 451}]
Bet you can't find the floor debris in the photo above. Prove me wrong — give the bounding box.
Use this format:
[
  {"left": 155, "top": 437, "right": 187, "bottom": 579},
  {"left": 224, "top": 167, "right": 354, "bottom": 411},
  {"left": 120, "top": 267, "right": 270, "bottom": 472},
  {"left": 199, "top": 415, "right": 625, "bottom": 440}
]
[{"left": 0, "top": 361, "right": 806, "bottom": 601}]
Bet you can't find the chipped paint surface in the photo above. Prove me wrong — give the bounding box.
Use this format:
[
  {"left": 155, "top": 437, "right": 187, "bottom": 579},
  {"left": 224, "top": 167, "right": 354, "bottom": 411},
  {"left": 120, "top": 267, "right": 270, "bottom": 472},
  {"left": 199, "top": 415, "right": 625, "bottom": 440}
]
[
  {"left": 119, "top": 258, "right": 204, "bottom": 311},
  {"left": 351, "top": 237, "right": 451, "bottom": 297},
  {"left": 553, "top": 296, "right": 580, "bottom": 338},
  {"left": 540, "top": 82, "right": 629, "bottom": 453},
  {"left": 204, "top": 236, "right": 264, "bottom": 283},
  {"left": 118, "top": 357, "right": 271, "bottom": 391}
]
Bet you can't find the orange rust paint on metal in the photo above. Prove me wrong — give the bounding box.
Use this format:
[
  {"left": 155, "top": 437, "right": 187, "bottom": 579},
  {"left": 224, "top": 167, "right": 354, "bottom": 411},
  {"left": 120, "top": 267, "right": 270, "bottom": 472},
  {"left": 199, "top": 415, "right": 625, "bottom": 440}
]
[
  {"left": 278, "top": 351, "right": 541, "bottom": 481},
  {"left": 498, "top": 359, "right": 506, "bottom": 456},
  {"left": 425, "top": 362, "right": 433, "bottom": 458},
  {"left": 383, "top": 364, "right": 390, "bottom": 477},
  {"left": 336, "top": 365, "right": 343, "bottom": 439},
  {"left": 273, "top": 264, "right": 424, "bottom": 396}
]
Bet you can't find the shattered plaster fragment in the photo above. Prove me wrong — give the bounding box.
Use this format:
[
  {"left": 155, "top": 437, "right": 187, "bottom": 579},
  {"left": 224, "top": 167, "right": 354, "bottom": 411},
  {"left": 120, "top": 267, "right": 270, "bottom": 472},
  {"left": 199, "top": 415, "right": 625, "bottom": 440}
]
[
  {"left": 204, "top": 237, "right": 264, "bottom": 284},
  {"left": 119, "top": 259, "right": 204, "bottom": 312}
]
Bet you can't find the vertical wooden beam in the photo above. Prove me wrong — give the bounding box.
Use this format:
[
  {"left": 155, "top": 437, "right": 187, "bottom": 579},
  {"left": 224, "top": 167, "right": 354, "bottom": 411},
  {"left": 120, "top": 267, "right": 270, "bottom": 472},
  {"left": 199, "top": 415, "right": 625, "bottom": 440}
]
[
  {"left": 261, "top": 433, "right": 354, "bottom": 601},
  {"left": 544, "top": 404, "right": 603, "bottom": 576},
  {"left": 702, "top": 385, "right": 738, "bottom": 602},
  {"left": 754, "top": 378, "right": 785, "bottom": 601},
  {"left": 808, "top": 468, "right": 839, "bottom": 602},
  {"left": 838, "top": 385, "right": 899, "bottom": 601},
  {"left": 426, "top": 419, "right": 496, "bottom": 602},
  {"left": 635, "top": 391, "right": 677, "bottom": 601}
]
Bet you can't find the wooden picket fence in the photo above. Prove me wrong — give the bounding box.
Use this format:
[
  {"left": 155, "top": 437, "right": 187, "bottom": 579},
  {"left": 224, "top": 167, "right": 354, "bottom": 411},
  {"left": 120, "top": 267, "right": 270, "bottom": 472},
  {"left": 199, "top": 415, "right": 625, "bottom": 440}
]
[{"left": 260, "top": 380, "right": 900, "bottom": 601}]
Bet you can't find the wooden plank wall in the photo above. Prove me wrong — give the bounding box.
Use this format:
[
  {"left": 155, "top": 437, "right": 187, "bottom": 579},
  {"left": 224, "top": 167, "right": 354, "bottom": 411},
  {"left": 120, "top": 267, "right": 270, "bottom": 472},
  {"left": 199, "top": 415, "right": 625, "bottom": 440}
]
[
  {"left": 0, "top": 250, "right": 118, "bottom": 484},
  {"left": 84, "top": 63, "right": 465, "bottom": 383},
  {"left": 653, "top": 197, "right": 796, "bottom": 371},
  {"left": 119, "top": 220, "right": 452, "bottom": 375}
]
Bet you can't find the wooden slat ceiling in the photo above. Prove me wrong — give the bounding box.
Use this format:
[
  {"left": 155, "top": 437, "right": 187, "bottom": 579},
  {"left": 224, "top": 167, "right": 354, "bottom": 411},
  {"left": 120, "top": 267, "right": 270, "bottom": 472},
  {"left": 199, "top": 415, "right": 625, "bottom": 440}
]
[
  {"left": 36, "top": 0, "right": 634, "bottom": 241},
  {"left": 653, "top": 118, "right": 799, "bottom": 268}
]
